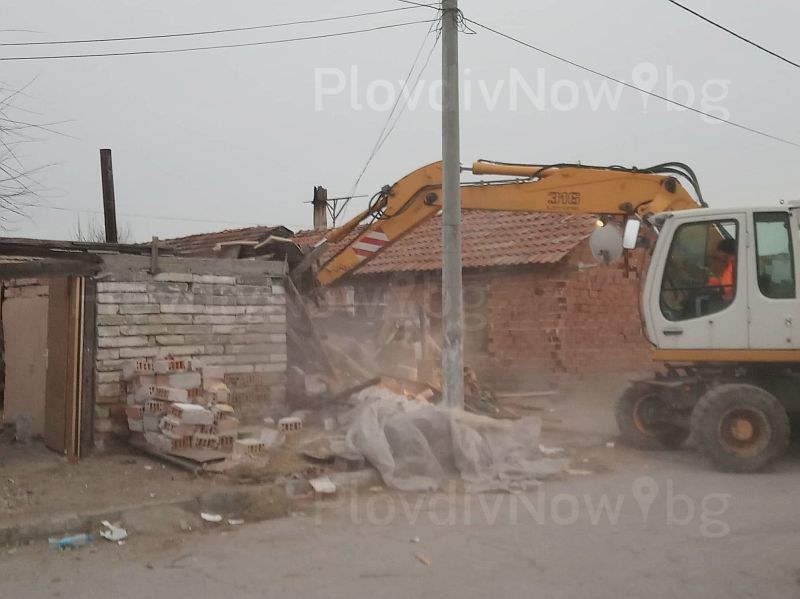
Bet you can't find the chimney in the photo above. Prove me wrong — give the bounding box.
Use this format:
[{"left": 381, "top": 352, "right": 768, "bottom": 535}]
[
  {"left": 313, "top": 186, "right": 328, "bottom": 230},
  {"left": 99, "top": 148, "right": 118, "bottom": 243}
]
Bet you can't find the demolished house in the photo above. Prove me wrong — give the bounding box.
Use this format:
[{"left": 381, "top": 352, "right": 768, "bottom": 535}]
[
  {"left": 0, "top": 237, "right": 287, "bottom": 458},
  {"left": 293, "top": 210, "right": 655, "bottom": 389}
]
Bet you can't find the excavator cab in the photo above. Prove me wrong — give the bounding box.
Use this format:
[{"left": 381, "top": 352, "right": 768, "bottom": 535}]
[{"left": 618, "top": 206, "right": 800, "bottom": 472}]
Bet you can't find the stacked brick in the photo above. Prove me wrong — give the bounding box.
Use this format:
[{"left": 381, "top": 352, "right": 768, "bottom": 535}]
[
  {"left": 94, "top": 266, "right": 287, "bottom": 448},
  {"left": 123, "top": 358, "right": 241, "bottom": 453}
]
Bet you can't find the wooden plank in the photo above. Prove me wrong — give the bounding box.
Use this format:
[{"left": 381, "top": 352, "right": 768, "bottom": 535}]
[
  {"left": 168, "top": 448, "right": 228, "bottom": 463},
  {"left": 44, "top": 278, "right": 70, "bottom": 453},
  {"left": 0, "top": 237, "right": 163, "bottom": 255},
  {"left": 128, "top": 438, "right": 202, "bottom": 475},
  {"left": 493, "top": 390, "right": 559, "bottom": 399},
  {"left": 284, "top": 275, "right": 340, "bottom": 382},
  {"left": 69, "top": 277, "right": 83, "bottom": 458},
  {"left": 79, "top": 278, "right": 97, "bottom": 457},
  {"left": 0, "top": 260, "right": 99, "bottom": 279}
]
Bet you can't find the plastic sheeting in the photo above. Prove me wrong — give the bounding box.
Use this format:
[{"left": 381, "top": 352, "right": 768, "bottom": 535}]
[{"left": 344, "top": 387, "right": 566, "bottom": 492}]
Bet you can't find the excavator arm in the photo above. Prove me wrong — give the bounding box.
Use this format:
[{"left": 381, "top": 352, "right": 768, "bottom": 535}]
[{"left": 312, "top": 159, "right": 704, "bottom": 286}]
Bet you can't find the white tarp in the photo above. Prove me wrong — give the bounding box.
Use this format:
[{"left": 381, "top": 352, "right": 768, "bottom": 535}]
[{"left": 343, "top": 387, "right": 566, "bottom": 492}]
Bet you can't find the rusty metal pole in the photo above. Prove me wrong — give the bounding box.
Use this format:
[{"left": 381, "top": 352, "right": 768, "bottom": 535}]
[{"left": 99, "top": 149, "right": 118, "bottom": 243}]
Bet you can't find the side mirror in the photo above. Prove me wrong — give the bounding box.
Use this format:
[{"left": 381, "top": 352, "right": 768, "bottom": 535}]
[{"left": 622, "top": 219, "right": 641, "bottom": 250}]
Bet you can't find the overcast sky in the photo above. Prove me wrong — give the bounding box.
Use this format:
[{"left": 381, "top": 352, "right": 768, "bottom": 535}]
[{"left": 2, "top": 0, "right": 800, "bottom": 242}]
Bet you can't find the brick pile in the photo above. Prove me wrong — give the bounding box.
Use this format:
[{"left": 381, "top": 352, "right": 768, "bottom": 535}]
[{"left": 123, "top": 358, "right": 244, "bottom": 454}]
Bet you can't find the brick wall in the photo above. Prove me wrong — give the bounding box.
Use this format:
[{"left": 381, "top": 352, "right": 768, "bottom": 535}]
[
  {"left": 346, "top": 241, "right": 656, "bottom": 388},
  {"left": 93, "top": 255, "right": 287, "bottom": 448},
  {"left": 483, "top": 244, "right": 654, "bottom": 385}
]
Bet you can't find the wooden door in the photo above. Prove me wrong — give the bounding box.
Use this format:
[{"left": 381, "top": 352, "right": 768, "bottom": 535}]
[{"left": 44, "top": 277, "right": 82, "bottom": 455}]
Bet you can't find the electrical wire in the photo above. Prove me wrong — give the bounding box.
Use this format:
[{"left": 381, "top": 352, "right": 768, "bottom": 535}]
[
  {"left": 0, "top": 19, "right": 438, "bottom": 61},
  {"left": 19, "top": 202, "right": 302, "bottom": 228},
  {"left": 664, "top": 0, "right": 800, "bottom": 70},
  {"left": 0, "top": 5, "right": 436, "bottom": 47},
  {"left": 344, "top": 14, "right": 442, "bottom": 221},
  {"left": 465, "top": 18, "right": 800, "bottom": 149}
]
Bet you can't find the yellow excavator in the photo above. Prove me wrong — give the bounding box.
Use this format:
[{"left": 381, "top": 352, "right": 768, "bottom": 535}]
[{"left": 301, "top": 159, "right": 799, "bottom": 473}]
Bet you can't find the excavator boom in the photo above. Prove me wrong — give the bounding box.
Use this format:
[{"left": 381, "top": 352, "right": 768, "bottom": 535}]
[{"left": 311, "top": 159, "right": 703, "bottom": 286}]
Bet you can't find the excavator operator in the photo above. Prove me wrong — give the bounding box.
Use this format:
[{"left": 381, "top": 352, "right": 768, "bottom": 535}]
[{"left": 708, "top": 238, "right": 736, "bottom": 302}]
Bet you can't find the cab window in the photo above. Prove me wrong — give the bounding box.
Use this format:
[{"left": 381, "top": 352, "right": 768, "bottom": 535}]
[
  {"left": 660, "top": 220, "right": 738, "bottom": 322},
  {"left": 754, "top": 212, "right": 795, "bottom": 299}
]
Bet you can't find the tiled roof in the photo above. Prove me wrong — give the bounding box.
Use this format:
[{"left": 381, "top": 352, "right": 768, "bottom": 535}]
[
  {"left": 157, "top": 226, "right": 293, "bottom": 257},
  {"left": 294, "top": 211, "right": 598, "bottom": 276}
]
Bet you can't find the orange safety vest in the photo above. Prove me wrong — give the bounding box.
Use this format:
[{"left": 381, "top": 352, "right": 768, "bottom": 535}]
[{"left": 708, "top": 256, "right": 735, "bottom": 300}]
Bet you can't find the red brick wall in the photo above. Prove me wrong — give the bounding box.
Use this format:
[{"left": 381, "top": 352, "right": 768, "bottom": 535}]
[
  {"left": 349, "top": 241, "right": 657, "bottom": 386},
  {"left": 482, "top": 244, "right": 655, "bottom": 385}
]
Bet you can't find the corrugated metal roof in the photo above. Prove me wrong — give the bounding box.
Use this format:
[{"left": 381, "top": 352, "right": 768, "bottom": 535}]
[{"left": 294, "top": 211, "right": 598, "bottom": 276}]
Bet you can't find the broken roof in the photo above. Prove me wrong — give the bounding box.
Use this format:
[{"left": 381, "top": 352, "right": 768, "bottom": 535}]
[
  {"left": 157, "top": 225, "right": 293, "bottom": 257},
  {"left": 294, "top": 211, "right": 598, "bottom": 277}
]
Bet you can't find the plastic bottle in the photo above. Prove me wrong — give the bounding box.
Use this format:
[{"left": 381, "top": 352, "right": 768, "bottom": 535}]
[{"left": 48, "top": 533, "right": 92, "bottom": 550}]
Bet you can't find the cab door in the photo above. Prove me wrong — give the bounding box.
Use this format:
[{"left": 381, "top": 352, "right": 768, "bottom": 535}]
[
  {"left": 747, "top": 211, "right": 800, "bottom": 349},
  {"left": 647, "top": 213, "right": 749, "bottom": 349}
]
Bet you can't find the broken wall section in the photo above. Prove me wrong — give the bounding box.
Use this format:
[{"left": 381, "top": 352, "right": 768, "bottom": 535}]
[{"left": 93, "top": 255, "right": 287, "bottom": 449}]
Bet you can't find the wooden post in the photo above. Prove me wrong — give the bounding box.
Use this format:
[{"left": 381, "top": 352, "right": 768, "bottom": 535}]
[
  {"left": 150, "top": 236, "right": 160, "bottom": 274},
  {"left": 99, "top": 149, "right": 118, "bottom": 243}
]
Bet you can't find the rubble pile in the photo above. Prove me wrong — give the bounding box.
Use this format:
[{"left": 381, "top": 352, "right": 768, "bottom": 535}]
[{"left": 122, "top": 359, "right": 252, "bottom": 460}]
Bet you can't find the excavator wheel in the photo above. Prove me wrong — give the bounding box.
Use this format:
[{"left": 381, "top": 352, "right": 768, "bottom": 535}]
[
  {"left": 691, "top": 384, "right": 790, "bottom": 473},
  {"left": 615, "top": 385, "right": 688, "bottom": 450}
]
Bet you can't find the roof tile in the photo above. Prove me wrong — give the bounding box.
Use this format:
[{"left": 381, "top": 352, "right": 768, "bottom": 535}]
[{"left": 295, "top": 211, "right": 598, "bottom": 276}]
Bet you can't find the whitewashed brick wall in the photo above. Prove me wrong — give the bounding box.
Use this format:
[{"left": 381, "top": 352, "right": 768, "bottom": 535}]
[{"left": 93, "top": 255, "right": 287, "bottom": 447}]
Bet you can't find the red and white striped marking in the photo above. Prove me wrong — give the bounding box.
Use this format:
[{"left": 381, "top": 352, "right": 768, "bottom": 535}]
[{"left": 352, "top": 228, "right": 390, "bottom": 260}]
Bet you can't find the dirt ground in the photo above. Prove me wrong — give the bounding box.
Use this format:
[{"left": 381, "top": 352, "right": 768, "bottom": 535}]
[
  {"left": 0, "top": 424, "right": 347, "bottom": 528},
  {"left": 0, "top": 375, "right": 729, "bottom": 532},
  {"left": 0, "top": 443, "right": 213, "bottom": 525},
  {"left": 3, "top": 380, "right": 800, "bottom": 598}
]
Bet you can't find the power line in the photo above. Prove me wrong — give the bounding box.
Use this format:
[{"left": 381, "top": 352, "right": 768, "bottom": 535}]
[
  {"left": 466, "top": 18, "right": 800, "bottom": 149},
  {"left": 20, "top": 202, "right": 293, "bottom": 227},
  {"left": 348, "top": 17, "right": 441, "bottom": 210},
  {"left": 0, "top": 5, "right": 435, "bottom": 47},
  {"left": 664, "top": 0, "right": 800, "bottom": 70},
  {"left": 374, "top": 29, "right": 441, "bottom": 157},
  {"left": 0, "top": 19, "right": 437, "bottom": 61}
]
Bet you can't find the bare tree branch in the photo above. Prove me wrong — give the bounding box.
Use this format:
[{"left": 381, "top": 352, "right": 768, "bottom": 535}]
[
  {"left": 72, "top": 215, "right": 133, "bottom": 243},
  {"left": 0, "top": 79, "right": 58, "bottom": 228}
]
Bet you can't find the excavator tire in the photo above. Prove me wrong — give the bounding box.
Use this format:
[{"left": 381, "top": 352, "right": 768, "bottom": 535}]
[
  {"left": 615, "top": 385, "right": 687, "bottom": 450},
  {"left": 691, "top": 384, "right": 790, "bottom": 473}
]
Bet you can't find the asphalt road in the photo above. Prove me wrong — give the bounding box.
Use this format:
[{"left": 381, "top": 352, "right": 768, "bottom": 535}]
[{"left": 3, "top": 441, "right": 800, "bottom": 599}]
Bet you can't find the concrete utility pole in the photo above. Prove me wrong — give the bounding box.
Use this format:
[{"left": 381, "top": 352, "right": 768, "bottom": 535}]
[
  {"left": 99, "top": 149, "right": 118, "bottom": 244},
  {"left": 441, "top": 0, "right": 464, "bottom": 410}
]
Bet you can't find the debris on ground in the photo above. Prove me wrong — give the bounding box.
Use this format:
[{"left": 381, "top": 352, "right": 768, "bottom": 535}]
[
  {"left": 309, "top": 476, "right": 337, "bottom": 499},
  {"left": 200, "top": 512, "right": 223, "bottom": 523},
  {"left": 538, "top": 444, "right": 566, "bottom": 456},
  {"left": 414, "top": 553, "right": 432, "bottom": 567},
  {"left": 342, "top": 385, "right": 567, "bottom": 492},
  {"left": 566, "top": 468, "right": 593, "bottom": 476},
  {"left": 48, "top": 533, "right": 92, "bottom": 550},
  {"left": 99, "top": 520, "right": 128, "bottom": 543}
]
